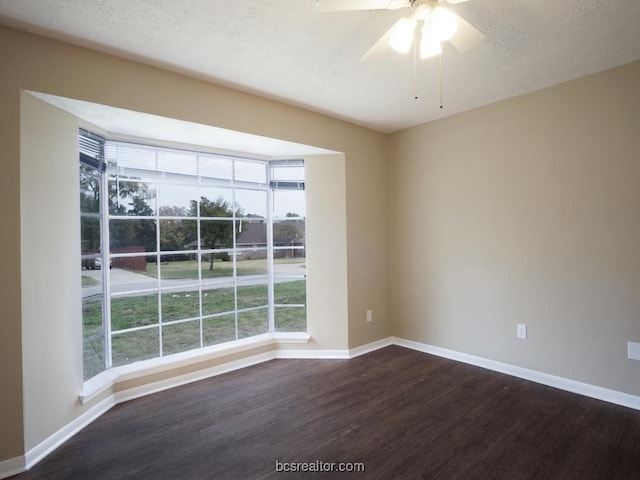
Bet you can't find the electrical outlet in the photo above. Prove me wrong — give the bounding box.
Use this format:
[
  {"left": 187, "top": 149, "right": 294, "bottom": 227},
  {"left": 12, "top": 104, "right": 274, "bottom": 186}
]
[
  {"left": 628, "top": 342, "right": 640, "bottom": 361},
  {"left": 517, "top": 324, "right": 527, "bottom": 340},
  {"left": 366, "top": 309, "right": 372, "bottom": 323}
]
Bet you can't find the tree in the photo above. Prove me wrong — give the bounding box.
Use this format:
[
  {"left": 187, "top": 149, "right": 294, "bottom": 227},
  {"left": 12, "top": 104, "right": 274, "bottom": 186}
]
[
  {"left": 107, "top": 179, "right": 156, "bottom": 252},
  {"left": 79, "top": 166, "right": 101, "bottom": 253},
  {"left": 188, "top": 197, "right": 242, "bottom": 270},
  {"left": 80, "top": 171, "right": 156, "bottom": 252},
  {"left": 108, "top": 177, "right": 150, "bottom": 215},
  {"left": 79, "top": 165, "right": 100, "bottom": 214},
  {"left": 158, "top": 206, "right": 190, "bottom": 253}
]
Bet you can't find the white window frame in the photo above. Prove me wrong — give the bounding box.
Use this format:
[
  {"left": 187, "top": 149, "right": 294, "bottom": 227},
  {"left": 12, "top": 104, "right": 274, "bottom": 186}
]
[{"left": 80, "top": 132, "right": 306, "bottom": 379}]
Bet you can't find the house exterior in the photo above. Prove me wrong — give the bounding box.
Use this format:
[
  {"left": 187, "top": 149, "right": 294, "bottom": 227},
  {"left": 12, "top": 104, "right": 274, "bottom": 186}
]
[{"left": 236, "top": 220, "right": 305, "bottom": 259}]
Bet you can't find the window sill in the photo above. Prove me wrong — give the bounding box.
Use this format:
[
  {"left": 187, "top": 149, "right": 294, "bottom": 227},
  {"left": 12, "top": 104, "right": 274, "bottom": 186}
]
[{"left": 80, "top": 332, "right": 310, "bottom": 404}]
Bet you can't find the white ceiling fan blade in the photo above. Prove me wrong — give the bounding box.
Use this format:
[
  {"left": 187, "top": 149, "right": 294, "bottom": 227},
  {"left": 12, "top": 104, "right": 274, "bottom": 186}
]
[
  {"left": 361, "top": 16, "right": 418, "bottom": 60},
  {"left": 360, "top": 20, "right": 398, "bottom": 61},
  {"left": 447, "top": 12, "right": 484, "bottom": 52},
  {"left": 444, "top": 0, "right": 470, "bottom": 4},
  {"left": 315, "top": 0, "right": 409, "bottom": 12}
]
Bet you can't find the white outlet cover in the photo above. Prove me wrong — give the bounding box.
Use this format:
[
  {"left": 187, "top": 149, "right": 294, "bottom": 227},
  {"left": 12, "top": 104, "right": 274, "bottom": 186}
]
[
  {"left": 517, "top": 324, "right": 527, "bottom": 340},
  {"left": 628, "top": 342, "right": 640, "bottom": 361}
]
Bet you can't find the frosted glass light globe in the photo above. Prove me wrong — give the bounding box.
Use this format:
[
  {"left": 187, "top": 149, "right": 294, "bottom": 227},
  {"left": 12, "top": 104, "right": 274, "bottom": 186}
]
[{"left": 431, "top": 7, "right": 458, "bottom": 41}]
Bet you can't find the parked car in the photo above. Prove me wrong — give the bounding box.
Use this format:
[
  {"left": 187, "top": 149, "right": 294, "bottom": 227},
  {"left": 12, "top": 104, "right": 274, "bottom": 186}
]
[{"left": 93, "top": 257, "right": 112, "bottom": 269}]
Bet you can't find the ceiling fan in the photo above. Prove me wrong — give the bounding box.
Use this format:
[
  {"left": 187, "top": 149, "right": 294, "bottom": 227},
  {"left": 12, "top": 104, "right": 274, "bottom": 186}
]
[{"left": 315, "top": 0, "right": 484, "bottom": 61}]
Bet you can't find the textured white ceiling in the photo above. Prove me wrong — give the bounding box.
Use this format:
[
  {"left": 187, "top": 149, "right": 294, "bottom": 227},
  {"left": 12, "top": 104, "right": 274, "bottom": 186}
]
[{"left": 1, "top": 0, "right": 639, "bottom": 133}]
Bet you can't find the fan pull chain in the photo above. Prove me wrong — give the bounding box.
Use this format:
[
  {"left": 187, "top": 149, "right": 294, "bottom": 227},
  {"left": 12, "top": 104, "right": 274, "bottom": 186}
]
[
  {"left": 439, "top": 53, "right": 444, "bottom": 109},
  {"left": 413, "top": 35, "right": 419, "bottom": 100}
]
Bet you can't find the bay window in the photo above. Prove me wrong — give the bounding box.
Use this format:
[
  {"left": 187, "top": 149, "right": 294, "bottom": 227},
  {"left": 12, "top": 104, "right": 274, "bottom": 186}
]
[{"left": 79, "top": 130, "right": 306, "bottom": 380}]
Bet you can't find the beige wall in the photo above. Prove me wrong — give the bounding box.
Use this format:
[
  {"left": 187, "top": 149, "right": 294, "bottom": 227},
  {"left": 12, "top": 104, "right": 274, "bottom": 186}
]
[
  {"left": 305, "top": 154, "right": 349, "bottom": 349},
  {"left": 20, "top": 94, "right": 84, "bottom": 451},
  {"left": 389, "top": 61, "right": 640, "bottom": 396},
  {"left": 0, "top": 38, "right": 24, "bottom": 464},
  {"left": 0, "top": 25, "right": 390, "bottom": 462}
]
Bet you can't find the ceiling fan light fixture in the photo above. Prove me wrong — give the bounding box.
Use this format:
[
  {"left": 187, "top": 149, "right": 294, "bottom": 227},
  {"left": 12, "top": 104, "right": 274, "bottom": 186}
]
[
  {"left": 389, "top": 17, "right": 417, "bottom": 54},
  {"left": 420, "top": 28, "right": 442, "bottom": 58},
  {"left": 431, "top": 6, "right": 458, "bottom": 41}
]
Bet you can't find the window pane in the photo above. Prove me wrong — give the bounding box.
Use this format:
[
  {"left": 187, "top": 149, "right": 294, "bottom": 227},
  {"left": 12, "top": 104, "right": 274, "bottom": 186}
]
[
  {"left": 272, "top": 190, "right": 305, "bottom": 219},
  {"left": 108, "top": 180, "right": 156, "bottom": 216},
  {"left": 237, "top": 219, "right": 267, "bottom": 251},
  {"left": 273, "top": 218, "right": 305, "bottom": 247},
  {"left": 81, "top": 216, "right": 101, "bottom": 256},
  {"left": 200, "top": 253, "right": 234, "bottom": 279},
  {"left": 82, "top": 293, "right": 104, "bottom": 379},
  {"left": 274, "top": 279, "right": 306, "bottom": 305},
  {"left": 159, "top": 253, "right": 199, "bottom": 281},
  {"left": 235, "top": 189, "right": 267, "bottom": 218},
  {"left": 237, "top": 282, "right": 268, "bottom": 310},
  {"left": 80, "top": 158, "right": 105, "bottom": 380},
  {"left": 110, "top": 219, "right": 157, "bottom": 252},
  {"left": 238, "top": 309, "right": 268, "bottom": 339},
  {"left": 83, "top": 337, "right": 105, "bottom": 379},
  {"left": 162, "top": 320, "right": 201, "bottom": 356},
  {"left": 80, "top": 165, "right": 101, "bottom": 214},
  {"left": 159, "top": 219, "right": 197, "bottom": 251},
  {"left": 111, "top": 292, "right": 158, "bottom": 331},
  {"left": 199, "top": 187, "right": 233, "bottom": 214},
  {"left": 111, "top": 327, "right": 160, "bottom": 367},
  {"left": 158, "top": 184, "right": 197, "bottom": 217},
  {"left": 198, "top": 193, "right": 235, "bottom": 218},
  {"left": 200, "top": 219, "right": 234, "bottom": 249},
  {"left": 111, "top": 254, "right": 152, "bottom": 276},
  {"left": 201, "top": 286, "right": 236, "bottom": 316},
  {"left": 161, "top": 290, "right": 200, "bottom": 322},
  {"left": 273, "top": 255, "right": 306, "bottom": 276},
  {"left": 236, "top": 257, "right": 267, "bottom": 277},
  {"left": 203, "top": 314, "right": 236, "bottom": 346},
  {"left": 275, "top": 307, "right": 307, "bottom": 333}
]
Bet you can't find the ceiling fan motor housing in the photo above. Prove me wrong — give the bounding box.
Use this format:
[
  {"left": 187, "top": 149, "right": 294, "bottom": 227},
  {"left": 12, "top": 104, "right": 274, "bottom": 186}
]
[{"left": 411, "top": 0, "right": 439, "bottom": 9}]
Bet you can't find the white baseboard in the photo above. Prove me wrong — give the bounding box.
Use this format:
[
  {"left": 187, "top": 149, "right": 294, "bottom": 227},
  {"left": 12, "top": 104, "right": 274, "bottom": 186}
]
[
  {"left": 275, "top": 341, "right": 398, "bottom": 360},
  {"left": 277, "top": 349, "right": 349, "bottom": 359},
  {"left": 392, "top": 337, "right": 640, "bottom": 411},
  {"left": 0, "top": 456, "right": 25, "bottom": 480},
  {"left": 24, "top": 394, "right": 115, "bottom": 470},
  {"left": 349, "top": 337, "right": 393, "bottom": 358}
]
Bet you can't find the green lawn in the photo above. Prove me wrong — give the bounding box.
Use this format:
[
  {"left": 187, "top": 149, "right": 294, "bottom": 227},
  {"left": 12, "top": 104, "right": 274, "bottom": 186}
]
[
  {"left": 141, "top": 257, "right": 305, "bottom": 280},
  {"left": 82, "top": 276, "right": 99, "bottom": 287},
  {"left": 82, "top": 279, "right": 306, "bottom": 377}
]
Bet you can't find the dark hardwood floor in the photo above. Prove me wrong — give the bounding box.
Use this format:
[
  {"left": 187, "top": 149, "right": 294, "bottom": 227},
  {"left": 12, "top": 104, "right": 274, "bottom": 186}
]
[{"left": 12, "top": 346, "right": 640, "bottom": 479}]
